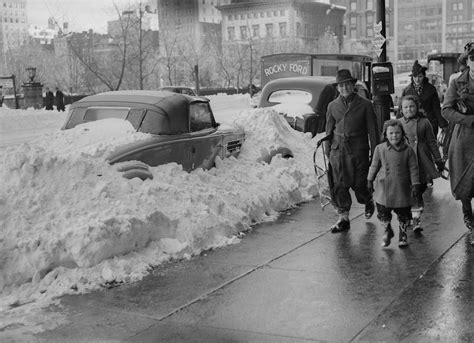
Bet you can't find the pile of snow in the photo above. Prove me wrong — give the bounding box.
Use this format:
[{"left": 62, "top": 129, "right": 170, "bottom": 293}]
[{"left": 0, "top": 95, "right": 325, "bottom": 336}]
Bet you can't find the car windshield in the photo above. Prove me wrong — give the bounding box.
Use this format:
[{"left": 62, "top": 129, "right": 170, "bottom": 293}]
[{"left": 268, "top": 90, "right": 312, "bottom": 105}]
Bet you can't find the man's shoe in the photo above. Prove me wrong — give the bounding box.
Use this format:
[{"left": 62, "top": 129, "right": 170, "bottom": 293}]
[
  {"left": 464, "top": 215, "right": 473, "bottom": 231},
  {"left": 331, "top": 219, "right": 350, "bottom": 233},
  {"left": 365, "top": 200, "right": 375, "bottom": 219}
]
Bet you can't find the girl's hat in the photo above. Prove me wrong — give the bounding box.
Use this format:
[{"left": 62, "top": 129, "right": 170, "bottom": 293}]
[{"left": 464, "top": 41, "right": 474, "bottom": 55}]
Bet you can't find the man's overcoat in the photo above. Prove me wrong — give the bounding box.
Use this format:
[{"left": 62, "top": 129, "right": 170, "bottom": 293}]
[{"left": 325, "top": 93, "right": 379, "bottom": 188}]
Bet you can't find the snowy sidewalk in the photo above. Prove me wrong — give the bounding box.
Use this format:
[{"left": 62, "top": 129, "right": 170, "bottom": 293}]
[{"left": 36, "top": 178, "right": 471, "bottom": 342}]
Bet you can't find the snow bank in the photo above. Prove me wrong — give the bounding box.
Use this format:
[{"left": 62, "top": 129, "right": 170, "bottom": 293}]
[{"left": 0, "top": 107, "right": 321, "bottom": 312}]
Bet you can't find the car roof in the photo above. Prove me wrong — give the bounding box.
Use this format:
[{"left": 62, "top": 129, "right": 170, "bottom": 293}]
[
  {"left": 260, "top": 76, "right": 336, "bottom": 108},
  {"left": 70, "top": 90, "right": 210, "bottom": 134}
]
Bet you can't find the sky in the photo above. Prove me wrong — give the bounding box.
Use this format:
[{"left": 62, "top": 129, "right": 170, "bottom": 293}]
[
  {"left": 27, "top": 0, "right": 132, "bottom": 33},
  {"left": 0, "top": 94, "right": 325, "bottom": 339}
]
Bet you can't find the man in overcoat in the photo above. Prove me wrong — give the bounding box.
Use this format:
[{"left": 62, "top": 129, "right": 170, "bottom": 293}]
[
  {"left": 398, "top": 60, "right": 448, "bottom": 137},
  {"left": 441, "top": 42, "right": 474, "bottom": 245},
  {"left": 324, "top": 69, "right": 379, "bottom": 232}
]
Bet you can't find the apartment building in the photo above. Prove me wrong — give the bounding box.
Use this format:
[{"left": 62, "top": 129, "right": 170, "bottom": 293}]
[
  {"left": 0, "top": 0, "right": 28, "bottom": 52},
  {"left": 218, "top": 0, "right": 345, "bottom": 52}
]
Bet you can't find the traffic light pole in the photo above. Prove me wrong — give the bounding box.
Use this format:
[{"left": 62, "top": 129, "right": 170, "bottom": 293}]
[{"left": 373, "top": 0, "right": 392, "bottom": 134}]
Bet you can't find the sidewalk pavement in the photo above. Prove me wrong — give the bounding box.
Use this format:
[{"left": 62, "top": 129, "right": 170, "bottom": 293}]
[{"left": 37, "top": 179, "right": 473, "bottom": 342}]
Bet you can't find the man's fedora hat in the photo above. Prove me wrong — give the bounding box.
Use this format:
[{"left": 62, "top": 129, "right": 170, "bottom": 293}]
[
  {"left": 334, "top": 69, "right": 357, "bottom": 85},
  {"left": 410, "top": 60, "right": 427, "bottom": 76}
]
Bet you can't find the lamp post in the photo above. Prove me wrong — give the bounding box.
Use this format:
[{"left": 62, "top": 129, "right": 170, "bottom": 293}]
[{"left": 22, "top": 66, "right": 43, "bottom": 109}]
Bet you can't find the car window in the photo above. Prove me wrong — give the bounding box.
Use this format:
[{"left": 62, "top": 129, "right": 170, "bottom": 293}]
[
  {"left": 126, "top": 109, "right": 146, "bottom": 130},
  {"left": 139, "top": 110, "right": 170, "bottom": 134},
  {"left": 183, "top": 89, "right": 195, "bottom": 96},
  {"left": 84, "top": 107, "right": 129, "bottom": 122},
  {"left": 268, "top": 90, "right": 312, "bottom": 105},
  {"left": 64, "top": 108, "right": 86, "bottom": 129},
  {"left": 190, "top": 103, "right": 214, "bottom": 132}
]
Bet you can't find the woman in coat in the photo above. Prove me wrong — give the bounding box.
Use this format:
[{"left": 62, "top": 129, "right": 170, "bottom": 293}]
[
  {"left": 399, "top": 60, "right": 448, "bottom": 138},
  {"left": 441, "top": 42, "right": 474, "bottom": 246}
]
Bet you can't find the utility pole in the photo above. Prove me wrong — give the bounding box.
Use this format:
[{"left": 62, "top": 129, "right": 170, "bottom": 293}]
[
  {"left": 139, "top": 1, "right": 143, "bottom": 90},
  {"left": 373, "top": 0, "right": 392, "bottom": 134}
]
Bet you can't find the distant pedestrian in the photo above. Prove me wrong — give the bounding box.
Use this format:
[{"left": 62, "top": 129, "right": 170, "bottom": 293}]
[
  {"left": 398, "top": 60, "right": 448, "bottom": 138},
  {"left": 324, "top": 69, "right": 379, "bottom": 233},
  {"left": 55, "top": 87, "right": 65, "bottom": 112},
  {"left": 367, "top": 120, "right": 420, "bottom": 248},
  {"left": 399, "top": 95, "right": 444, "bottom": 233},
  {"left": 441, "top": 41, "right": 474, "bottom": 246},
  {"left": 44, "top": 87, "right": 54, "bottom": 110}
]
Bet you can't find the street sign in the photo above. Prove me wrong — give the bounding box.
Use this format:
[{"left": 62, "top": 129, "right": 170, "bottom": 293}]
[{"left": 373, "top": 33, "right": 386, "bottom": 49}]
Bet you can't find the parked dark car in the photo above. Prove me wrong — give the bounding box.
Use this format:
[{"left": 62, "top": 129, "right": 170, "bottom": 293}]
[
  {"left": 157, "top": 86, "right": 198, "bottom": 96},
  {"left": 62, "top": 90, "right": 245, "bottom": 179},
  {"left": 258, "top": 76, "right": 370, "bottom": 137},
  {"left": 258, "top": 76, "right": 335, "bottom": 137}
]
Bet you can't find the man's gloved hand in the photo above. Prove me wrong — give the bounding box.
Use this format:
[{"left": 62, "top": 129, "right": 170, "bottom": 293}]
[
  {"left": 367, "top": 180, "right": 374, "bottom": 194},
  {"left": 411, "top": 184, "right": 421, "bottom": 198},
  {"left": 435, "top": 160, "right": 445, "bottom": 173}
]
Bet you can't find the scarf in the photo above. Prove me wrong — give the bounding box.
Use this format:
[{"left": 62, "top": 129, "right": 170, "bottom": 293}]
[{"left": 413, "top": 82, "right": 423, "bottom": 96}]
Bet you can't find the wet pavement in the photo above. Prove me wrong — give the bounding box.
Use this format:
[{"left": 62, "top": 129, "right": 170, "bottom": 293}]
[{"left": 36, "top": 179, "right": 473, "bottom": 342}]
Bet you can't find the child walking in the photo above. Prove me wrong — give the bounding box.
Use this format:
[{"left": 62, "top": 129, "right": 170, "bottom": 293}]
[
  {"left": 399, "top": 95, "right": 445, "bottom": 232},
  {"left": 367, "top": 120, "right": 420, "bottom": 247}
]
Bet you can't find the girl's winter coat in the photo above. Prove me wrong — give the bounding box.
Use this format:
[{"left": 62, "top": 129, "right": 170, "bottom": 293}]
[
  {"left": 399, "top": 115, "right": 442, "bottom": 183},
  {"left": 367, "top": 141, "right": 420, "bottom": 208}
]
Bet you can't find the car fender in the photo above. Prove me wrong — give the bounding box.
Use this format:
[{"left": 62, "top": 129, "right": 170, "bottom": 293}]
[{"left": 114, "top": 161, "right": 153, "bottom": 180}]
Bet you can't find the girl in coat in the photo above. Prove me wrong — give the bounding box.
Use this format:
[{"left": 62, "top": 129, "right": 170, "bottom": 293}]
[
  {"left": 399, "top": 95, "right": 445, "bottom": 233},
  {"left": 367, "top": 120, "right": 420, "bottom": 248}
]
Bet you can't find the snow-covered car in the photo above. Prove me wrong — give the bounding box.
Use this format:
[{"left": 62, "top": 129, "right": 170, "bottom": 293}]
[
  {"left": 258, "top": 76, "right": 336, "bottom": 137},
  {"left": 62, "top": 90, "right": 245, "bottom": 179}
]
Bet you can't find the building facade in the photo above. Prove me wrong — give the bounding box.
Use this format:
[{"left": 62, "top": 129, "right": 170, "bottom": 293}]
[
  {"left": 0, "top": 0, "right": 28, "bottom": 52},
  {"left": 218, "top": 0, "right": 345, "bottom": 52}
]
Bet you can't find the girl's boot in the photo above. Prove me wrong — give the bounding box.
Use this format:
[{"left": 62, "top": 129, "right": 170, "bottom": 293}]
[
  {"left": 398, "top": 221, "right": 409, "bottom": 248},
  {"left": 381, "top": 222, "right": 394, "bottom": 247},
  {"left": 411, "top": 207, "right": 423, "bottom": 233}
]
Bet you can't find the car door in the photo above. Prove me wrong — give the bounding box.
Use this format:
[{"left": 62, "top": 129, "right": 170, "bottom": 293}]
[{"left": 188, "top": 102, "right": 220, "bottom": 170}]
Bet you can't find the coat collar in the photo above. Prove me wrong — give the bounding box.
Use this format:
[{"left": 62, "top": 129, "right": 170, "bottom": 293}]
[
  {"left": 456, "top": 69, "right": 470, "bottom": 84},
  {"left": 386, "top": 140, "right": 409, "bottom": 151}
]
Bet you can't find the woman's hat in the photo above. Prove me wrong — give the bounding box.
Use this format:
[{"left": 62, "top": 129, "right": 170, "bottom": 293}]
[
  {"left": 410, "top": 60, "right": 427, "bottom": 76},
  {"left": 334, "top": 69, "right": 357, "bottom": 85},
  {"left": 464, "top": 41, "right": 474, "bottom": 55}
]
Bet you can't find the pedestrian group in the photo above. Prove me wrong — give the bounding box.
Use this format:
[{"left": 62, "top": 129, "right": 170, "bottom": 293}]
[
  {"left": 44, "top": 86, "right": 65, "bottom": 112},
  {"left": 322, "top": 41, "right": 474, "bottom": 247}
]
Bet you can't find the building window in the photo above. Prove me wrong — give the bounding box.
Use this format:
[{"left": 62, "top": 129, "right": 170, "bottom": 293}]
[
  {"left": 367, "top": 14, "right": 373, "bottom": 24},
  {"left": 350, "top": 1, "right": 356, "bottom": 11},
  {"left": 227, "top": 27, "right": 234, "bottom": 40},
  {"left": 367, "top": 27, "right": 373, "bottom": 37},
  {"left": 254, "top": 13, "right": 258, "bottom": 18},
  {"left": 240, "top": 25, "right": 248, "bottom": 39},
  {"left": 228, "top": 15, "right": 232, "bottom": 20},
  {"left": 260, "top": 12, "right": 264, "bottom": 18},
  {"left": 267, "top": 11, "right": 271, "bottom": 17},
  {"left": 252, "top": 24, "right": 259, "bottom": 37},
  {"left": 279, "top": 22, "right": 287, "bottom": 37},
  {"left": 350, "top": 16, "right": 356, "bottom": 26},
  {"left": 266, "top": 23, "right": 273, "bottom": 37},
  {"left": 273, "top": 10, "right": 278, "bottom": 16},
  {"left": 453, "top": 3, "right": 457, "bottom": 10},
  {"left": 459, "top": 3, "right": 463, "bottom": 10},
  {"left": 296, "top": 22, "right": 301, "bottom": 36},
  {"left": 367, "top": 0, "right": 373, "bottom": 10},
  {"left": 280, "top": 10, "right": 285, "bottom": 16},
  {"left": 350, "top": 29, "right": 356, "bottom": 39}
]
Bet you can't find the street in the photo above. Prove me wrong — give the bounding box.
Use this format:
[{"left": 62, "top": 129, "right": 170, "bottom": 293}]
[{"left": 34, "top": 178, "right": 473, "bottom": 342}]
